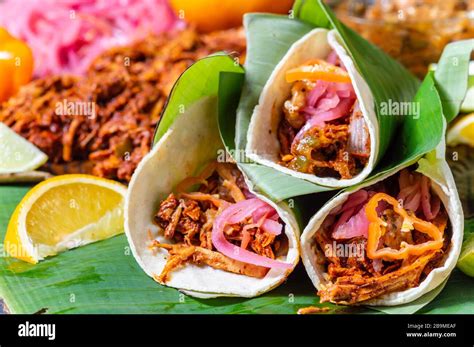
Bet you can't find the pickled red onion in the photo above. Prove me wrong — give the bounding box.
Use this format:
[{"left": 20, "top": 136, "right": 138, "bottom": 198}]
[
  {"left": 331, "top": 190, "right": 370, "bottom": 240},
  {"left": 252, "top": 204, "right": 275, "bottom": 223},
  {"left": 307, "top": 81, "right": 329, "bottom": 107},
  {"left": 315, "top": 93, "right": 340, "bottom": 112},
  {"left": 332, "top": 204, "right": 369, "bottom": 240},
  {"left": 326, "top": 50, "right": 347, "bottom": 70},
  {"left": 294, "top": 54, "right": 357, "bottom": 148},
  {"left": 294, "top": 97, "right": 355, "bottom": 146},
  {"left": 212, "top": 199, "right": 292, "bottom": 269},
  {"left": 0, "top": 0, "right": 179, "bottom": 77},
  {"left": 397, "top": 171, "right": 440, "bottom": 219},
  {"left": 226, "top": 199, "right": 267, "bottom": 224},
  {"left": 340, "top": 189, "right": 368, "bottom": 213},
  {"left": 420, "top": 175, "right": 441, "bottom": 220},
  {"left": 404, "top": 191, "right": 421, "bottom": 212},
  {"left": 327, "top": 50, "right": 339, "bottom": 65},
  {"left": 333, "top": 207, "right": 356, "bottom": 232},
  {"left": 372, "top": 258, "right": 383, "bottom": 273},
  {"left": 262, "top": 219, "right": 282, "bottom": 236}
]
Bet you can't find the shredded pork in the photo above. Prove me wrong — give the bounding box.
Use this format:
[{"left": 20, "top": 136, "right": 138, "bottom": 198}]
[
  {"left": 151, "top": 242, "right": 268, "bottom": 283},
  {"left": 152, "top": 162, "right": 285, "bottom": 282},
  {"left": 314, "top": 170, "right": 451, "bottom": 304},
  {"left": 319, "top": 252, "right": 436, "bottom": 304},
  {"left": 0, "top": 28, "right": 246, "bottom": 182}
]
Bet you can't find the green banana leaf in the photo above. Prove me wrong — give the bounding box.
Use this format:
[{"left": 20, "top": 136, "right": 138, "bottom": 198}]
[
  {"left": 0, "top": 55, "right": 336, "bottom": 315},
  {"left": 0, "top": 184, "right": 340, "bottom": 314},
  {"left": 1, "top": 183, "right": 472, "bottom": 314},
  {"left": 0, "top": 54, "right": 467, "bottom": 316},
  {"left": 0, "top": 53, "right": 339, "bottom": 314},
  {"left": 1, "top": 2, "right": 473, "bottom": 315}
]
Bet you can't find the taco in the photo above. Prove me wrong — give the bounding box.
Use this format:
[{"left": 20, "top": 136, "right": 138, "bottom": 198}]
[
  {"left": 246, "top": 28, "right": 378, "bottom": 187},
  {"left": 125, "top": 97, "right": 300, "bottom": 298},
  {"left": 300, "top": 156, "right": 463, "bottom": 305}
]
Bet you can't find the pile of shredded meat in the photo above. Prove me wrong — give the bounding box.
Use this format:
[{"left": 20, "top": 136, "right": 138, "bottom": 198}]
[
  {"left": 0, "top": 27, "right": 246, "bottom": 183},
  {"left": 151, "top": 162, "right": 286, "bottom": 283},
  {"left": 313, "top": 168, "right": 451, "bottom": 304}
]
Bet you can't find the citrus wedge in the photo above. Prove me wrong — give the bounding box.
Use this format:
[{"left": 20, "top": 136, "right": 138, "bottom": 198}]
[
  {"left": 0, "top": 123, "right": 48, "bottom": 173},
  {"left": 4, "top": 174, "right": 127, "bottom": 263},
  {"left": 447, "top": 113, "right": 474, "bottom": 148},
  {"left": 457, "top": 233, "right": 474, "bottom": 277}
]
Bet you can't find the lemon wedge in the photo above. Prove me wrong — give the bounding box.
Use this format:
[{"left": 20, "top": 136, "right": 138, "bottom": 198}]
[
  {"left": 447, "top": 113, "right": 474, "bottom": 148},
  {"left": 4, "top": 174, "right": 127, "bottom": 263}
]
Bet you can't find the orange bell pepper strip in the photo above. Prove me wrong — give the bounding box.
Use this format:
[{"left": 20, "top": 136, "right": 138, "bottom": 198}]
[
  {"left": 285, "top": 59, "right": 351, "bottom": 84},
  {"left": 0, "top": 27, "right": 34, "bottom": 102},
  {"left": 365, "top": 193, "right": 444, "bottom": 261}
]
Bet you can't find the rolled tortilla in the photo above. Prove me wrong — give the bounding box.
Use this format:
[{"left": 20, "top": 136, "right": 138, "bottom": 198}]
[
  {"left": 125, "top": 96, "right": 300, "bottom": 298},
  {"left": 246, "top": 28, "right": 379, "bottom": 188},
  {"left": 300, "top": 154, "right": 463, "bottom": 306}
]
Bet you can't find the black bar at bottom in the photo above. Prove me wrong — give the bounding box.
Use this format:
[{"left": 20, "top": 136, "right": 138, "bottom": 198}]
[{"left": 0, "top": 314, "right": 472, "bottom": 345}]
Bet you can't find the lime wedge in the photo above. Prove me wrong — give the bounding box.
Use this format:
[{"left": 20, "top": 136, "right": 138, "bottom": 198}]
[
  {"left": 457, "top": 233, "right": 474, "bottom": 277},
  {"left": 0, "top": 123, "right": 48, "bottom": 173}
]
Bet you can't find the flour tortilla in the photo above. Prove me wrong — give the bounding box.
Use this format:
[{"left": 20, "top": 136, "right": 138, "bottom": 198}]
[
  {"left": 125, "top": 97, "right": 300, "bottom": 298},
  {"left": 246, "top": 28, "right": 379, "bottom": 188},
  {"left": 300, "top": 155, "right": 463, "bottom": 306}
]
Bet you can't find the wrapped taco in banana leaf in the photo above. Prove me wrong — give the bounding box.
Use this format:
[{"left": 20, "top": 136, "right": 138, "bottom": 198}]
[
  {"left": 125, "top": 95, "right": 300, "bottom": 298},
  {"left": 246, "top": 28, "right": 378, "bottom": 188},
  {"left": 300, "top": 154, "right": 463, "bottom": 305}
]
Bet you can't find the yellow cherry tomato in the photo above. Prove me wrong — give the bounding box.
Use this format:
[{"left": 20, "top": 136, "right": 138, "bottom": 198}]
[{"left": 0, "top": 27, "right": 34, "bottom": 102}]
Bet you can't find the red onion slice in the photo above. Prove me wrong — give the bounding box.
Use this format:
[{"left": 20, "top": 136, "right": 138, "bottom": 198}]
[
  {"left": 212, "top": 199, "right": 292, "bottom": 269},
  {"left": 252, "top": 204, "right": 275, "bottom": 223},
  {"left": 421, "top": 176, "right": 440, "bottom": 220},
  {"left": 307, "top": 80, "right": 329, "bottom": 107},
  {"left": 315, "top": 92, "right": 340, "bottom": 112},
  {"left": 293, "top": 97, "right": 355, "bottom": 147},
  {"left": 332, "top": 204, "right": 370, "bottom": 240},
  {"left": 262, "top": 219, "right": 283, "bottom": 236},
  {"left": 404, "top": 191, "right": 421, "bottom": 212}
]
